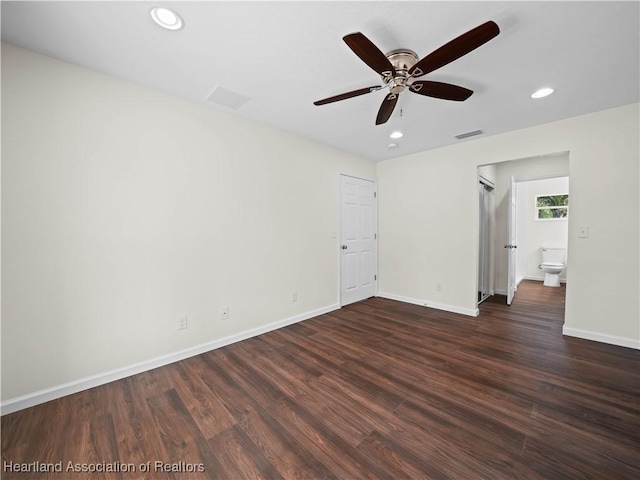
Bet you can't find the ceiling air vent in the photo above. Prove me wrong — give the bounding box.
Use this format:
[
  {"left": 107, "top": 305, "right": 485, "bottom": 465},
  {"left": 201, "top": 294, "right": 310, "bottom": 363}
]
[
  {"left": 455, "top": 129, "right": 483, "bottom": 140},
  {"left": 206, "top": 86, "right": 250, "bottom": 110}
]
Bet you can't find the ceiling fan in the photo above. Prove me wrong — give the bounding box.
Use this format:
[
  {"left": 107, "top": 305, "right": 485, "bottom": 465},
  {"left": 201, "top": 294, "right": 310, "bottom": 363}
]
[{"left": 314, "top": 21, "right": 500, "bottom": 125}]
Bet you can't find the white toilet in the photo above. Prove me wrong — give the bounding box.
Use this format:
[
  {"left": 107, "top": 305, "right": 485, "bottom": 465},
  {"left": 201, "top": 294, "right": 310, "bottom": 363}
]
[{"left": 540, "top": 247, "right": 566, "bottom": 287}]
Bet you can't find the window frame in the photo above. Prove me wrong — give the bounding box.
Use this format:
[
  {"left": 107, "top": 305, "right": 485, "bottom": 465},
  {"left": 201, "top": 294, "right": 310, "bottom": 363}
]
[{"left": 535, "top": 193, "right": 569, "bottom": 221}]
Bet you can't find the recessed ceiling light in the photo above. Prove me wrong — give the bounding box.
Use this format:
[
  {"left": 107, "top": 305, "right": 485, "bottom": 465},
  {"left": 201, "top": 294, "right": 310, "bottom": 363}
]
[
  {"left": 388, "top": 143, "right": 398, "bottom": 149},
  {"left": 150, "top": 7, "right": 184, "bottom": 30},
  {"left": 531, "top": 87, "right": 554, "bottom": 99},
  {"left": 390, "top": 131, "right": 403, "bottom": 139}
]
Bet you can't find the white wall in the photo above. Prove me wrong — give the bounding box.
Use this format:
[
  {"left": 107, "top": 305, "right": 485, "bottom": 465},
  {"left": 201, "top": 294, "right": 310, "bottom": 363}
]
[
  {"left": 518, "top": 177, "right": 569, "bottom": 282},
  {"left": 1, "top": 44, "right": 375, "bottom": 406},
  {"left": 377, "top": 103, "right": 639, "bottom": 348}
]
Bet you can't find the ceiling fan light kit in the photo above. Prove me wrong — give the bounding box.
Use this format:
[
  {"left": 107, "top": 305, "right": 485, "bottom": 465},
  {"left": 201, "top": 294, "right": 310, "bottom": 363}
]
[{"left": 314, "top": 20, "right": 500, "bottom": 125}]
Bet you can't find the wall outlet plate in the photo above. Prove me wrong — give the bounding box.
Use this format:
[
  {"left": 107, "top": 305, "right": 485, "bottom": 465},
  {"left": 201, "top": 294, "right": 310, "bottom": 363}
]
[
  {"left": 220, "top": 306, "right": 229, "bottom": 320},
  {"left": 177, "top": 314, "right": 188, "bottom": 330}
]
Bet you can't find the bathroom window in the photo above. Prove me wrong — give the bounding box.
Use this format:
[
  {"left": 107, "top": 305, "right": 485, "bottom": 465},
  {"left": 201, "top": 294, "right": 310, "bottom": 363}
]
[{"left": 536, "top": 194, "right": 568, "bottom": 220}]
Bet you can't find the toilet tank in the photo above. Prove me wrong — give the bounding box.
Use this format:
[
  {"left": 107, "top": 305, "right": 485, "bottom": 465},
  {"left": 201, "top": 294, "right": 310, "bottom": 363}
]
[{"left": 542, "top": 247, "right": 566, "bottom": 264}]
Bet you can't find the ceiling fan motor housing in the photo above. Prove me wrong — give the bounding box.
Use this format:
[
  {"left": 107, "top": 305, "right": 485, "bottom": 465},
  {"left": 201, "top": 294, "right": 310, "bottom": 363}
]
[{"left": 384, "top": 49, "right": 419, "bottom": 93}]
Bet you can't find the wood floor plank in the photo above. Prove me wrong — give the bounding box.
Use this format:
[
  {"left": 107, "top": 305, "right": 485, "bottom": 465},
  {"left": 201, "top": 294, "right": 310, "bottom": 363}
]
[
  {"left": 167, "top": 361, "right": 237, "bottom": 439},
  {"left": 266, "top": 397, "right": 394, "bottom": 480},
  {"left": 387, "top": 402, "right": 544, "bottom": 480},
  {"left": 207, "top": 425, "right": 284, "bottom": 480},
  {"left": 207, "top": 347, "right": 285, "bottom": 408},
  {"left": 235, "top": 404, "right": 338, "bottom": 479},
  {"left": 2, "top": 280, "right": 639, "bottom": 479},
  {"left": 341, "top": 354, "right": 538, "bottom": 444},
  {"left": 145, "top": 388, "right": 222, "bottom": 479},
  {"left": 356, "top": 430, "right": 451, "bottom": 479},
  {"left": 295, "top": 374, "right": 391, "bottom": 448},
  {"left": 531, "top": 402, "right": 640, "bottom": 450},
  {"left": 234, "top": 338, "right": 317, "bottom": 399},
  {"left": 529, "top": 403, "right": 640, "bottom": 473},
  {"left": 110, "top": 375, "right": 169, "bottom": 469},
  {"left": 263, "top": 328, "right": 355, "bottom": 370},
  {"left": 83, "top": 413, "right": 124, "bottom": 480},
  {"left": 522, "top": 434, "right": 636, "bottom": 480},
  {"left": 192, "top": 352, "right": 262, "bottom": 418},
  {"left": 61, "top": 418, "right": 92, "bottom": 476}
]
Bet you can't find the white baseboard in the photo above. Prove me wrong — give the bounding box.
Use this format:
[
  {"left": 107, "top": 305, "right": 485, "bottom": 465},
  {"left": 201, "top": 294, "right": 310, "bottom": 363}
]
[
  {"left": 562, "top": 326, "right": 640, "bottom": 350},
  {"left": 377, "top": 292, "right": 479, "bottom": 317},
  {"left": 495, "top": 277, "right": 566, "bottom": 296},
  {"left": 524, "top": 275, "right": 566, "bottom": 283},
  {"left": 524, "top": 274, "right": 545, "bottom": 282},
  {"left": 1, "top": 304, "right": 340, "bottom": 416}
]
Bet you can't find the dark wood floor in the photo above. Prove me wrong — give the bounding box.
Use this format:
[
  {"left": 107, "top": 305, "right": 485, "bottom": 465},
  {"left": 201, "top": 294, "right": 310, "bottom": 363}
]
[{"left": 2, "top": 281, "right": 639, "bottom": 479}]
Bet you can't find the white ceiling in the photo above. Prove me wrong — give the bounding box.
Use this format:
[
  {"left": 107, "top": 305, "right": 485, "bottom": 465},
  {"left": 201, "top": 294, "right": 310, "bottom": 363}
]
[{"left": 2, "top": 1, "right": 639, "bottom": 161}]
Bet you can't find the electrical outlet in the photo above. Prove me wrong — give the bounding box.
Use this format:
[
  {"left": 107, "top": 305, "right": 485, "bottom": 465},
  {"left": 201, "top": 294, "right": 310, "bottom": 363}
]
[
  {"left": 177, "top": 314, "right": 188, "bottom": 330},
  {"left": 220, "top": 306, "right": 229, "bottom": 320},
  {"left": 291, "top": 291, "right": 298, "bottom": 302},
  {"left": 436, "top": 282, "right": 443, "bottom": 292}
]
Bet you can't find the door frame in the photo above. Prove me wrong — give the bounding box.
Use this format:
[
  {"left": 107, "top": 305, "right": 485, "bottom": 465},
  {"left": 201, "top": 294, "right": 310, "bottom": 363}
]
[
  {"left": 338, "top": 174, "right": 378, "bottom": 307},
  {"left": 507, "top": 175, "right": 517, "bottom": 305}
]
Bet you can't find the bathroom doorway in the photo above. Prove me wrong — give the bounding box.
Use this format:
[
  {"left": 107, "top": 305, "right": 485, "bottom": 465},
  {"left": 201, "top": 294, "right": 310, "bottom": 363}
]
[{"left": 476, "top": 151, "right": 570, "bottom": 309}]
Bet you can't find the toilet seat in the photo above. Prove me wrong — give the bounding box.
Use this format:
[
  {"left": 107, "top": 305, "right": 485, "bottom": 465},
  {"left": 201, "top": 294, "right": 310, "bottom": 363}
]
[{"left": 541, "top": 262, "right": 564, "bottom": 267}]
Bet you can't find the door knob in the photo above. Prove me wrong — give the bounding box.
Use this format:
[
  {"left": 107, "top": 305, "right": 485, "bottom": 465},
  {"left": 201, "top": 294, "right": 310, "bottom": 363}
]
[{"left": 341, "top": 245, "right": 348, "bottom": 250}]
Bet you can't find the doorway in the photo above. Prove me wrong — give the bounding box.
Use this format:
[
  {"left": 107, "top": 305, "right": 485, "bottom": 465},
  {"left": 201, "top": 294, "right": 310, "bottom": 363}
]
[{"left": 476, "top": 151, "right": 570, "bottom": 309}]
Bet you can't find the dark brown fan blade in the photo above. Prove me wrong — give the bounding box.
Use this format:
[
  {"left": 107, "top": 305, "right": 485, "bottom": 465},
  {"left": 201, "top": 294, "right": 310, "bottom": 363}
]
[
  {"left": 376, "top": 93, "right": 398, "bottom": 125},
  {"left": 409, "top": 21, "right": 500, "bottom": 77},
  {"left": 409, "top": 81, "right": 473, "bottom": 101},
  {"left": 343, "top": 32, "right": 396, "bottom": 77},
  {"left": 314, "top": 86, "right": 381, "bottom": 106}
]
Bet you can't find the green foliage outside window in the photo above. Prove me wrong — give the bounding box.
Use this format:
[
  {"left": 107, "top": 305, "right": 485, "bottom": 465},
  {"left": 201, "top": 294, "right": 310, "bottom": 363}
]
[{"left": 536, "top": 194, "right": 568, "bottom": 219}]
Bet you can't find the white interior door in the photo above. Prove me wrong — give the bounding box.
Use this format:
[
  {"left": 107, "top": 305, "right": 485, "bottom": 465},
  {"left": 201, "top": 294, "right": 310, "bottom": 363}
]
[
  {"left": 340, "top": 175, "right": 377, "bottom": 306},
  {"left": 506, "top": 175, "right": 517, "bottom": 305}
]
